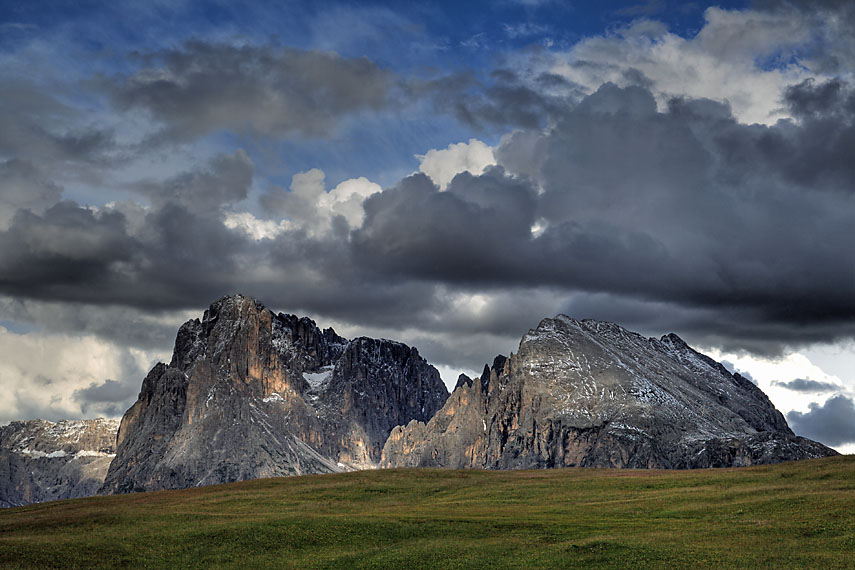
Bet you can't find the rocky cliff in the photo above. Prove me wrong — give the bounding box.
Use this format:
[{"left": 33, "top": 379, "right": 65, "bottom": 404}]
[
  {"left": 0, "top": 419, "right": 118, "bottom": 507},
  {"left": 100, "top": 294, "right": 448, "bottom": 494},
  {"left": 382, "top": 316, "right": 836, "bottom": 469}
]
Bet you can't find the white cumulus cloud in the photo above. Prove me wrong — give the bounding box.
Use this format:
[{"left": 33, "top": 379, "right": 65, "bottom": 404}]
[
  {"left": 417, "top": 139, "right": 496, "bottom": 190},
  {"left": 0, "top": 327, "right": 162, "bottom": 424},
  {"left": 551, "top": 7, "right": 826, "bottom": 124},
  {"left": 255, "top": 169, "right": 382, "bottom": 238}
]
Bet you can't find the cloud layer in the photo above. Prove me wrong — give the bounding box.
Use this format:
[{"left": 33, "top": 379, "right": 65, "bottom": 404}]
[
  {"left": 107, "top": 41, "right": 396, "bottom": 142},
  {"left": 0, "top": 1, "right": 852, "bottom": 448},
  {"left": 3, "top": 79, "right": 851, "bottom": 363},
  {"left": 1, "top": 81, "right": 853, "bottom": 356}
]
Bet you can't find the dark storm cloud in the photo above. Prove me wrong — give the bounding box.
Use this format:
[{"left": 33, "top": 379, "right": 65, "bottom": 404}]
[
  {"left": 1, "top": 67, "right": 854, "bottom": 380},
  {"left": 0, "top": 154, "right": 447, "bottom": 340},
  {"left": 449, "top": 82, "right": 559, "bottom": 130},
  {"left": 0, "top": 201, "right": 136, "bottom": 298},
  {"left": 768, "top": 78, "right": 855, "bottom": 191},
  {"left": 106, "top": 41, "right": 396, "bottom": 142},
  {"left": 121, "top": 202, "right": 254, "bottom": 308},
  {"left": 353, "top": 81, "right": 855, "bottom": 349},
  {"left": 787, "top": 395, "right": 855, "bottom": 446},
  {"left": 783, "top": 78, "right": 853, "bottom": 119},
  {"left": 774, "top": 378, "right": 840, "bottom": 393},
  {"left": 0, "top": 150, "right": 255, "bottom": 309},
  {"left": 1, "top": 79, "right": 852, "bottom": 361},
  {"left": 394, "top": 332, "right": 513, "bottom": 376},
  {"left": 353, "top": 168, "right": 537, "bottom": 281},
  {"left": 0, "top": 296, "right": 183, "bottom": 352},
  {"left": 256, "top": 224, "right": 455, "bottom": 332},
  {"left": 419, "top": 66, "right": 583, "bottom": 131},
  {"left": 130, "top": 149, "right": 253, "bottom": 211},
  {"left": 0, "top": 150, "right": 295, "bottom": 313},
  {"left": 381, "top": 288, "right": 575, "bottom": 370},
  {"left": 556, "top": 293, "right": 760, "bottom": 351},
  {"left": 558, "top": 292, "right": 855, "bottom": 357}
]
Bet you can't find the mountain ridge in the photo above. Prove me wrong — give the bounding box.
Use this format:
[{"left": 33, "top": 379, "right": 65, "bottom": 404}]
[
  {"left": 0, "top": 418, "right": 119, "bottom": 507},
  {"left": 381, "top": 314, "right": 835, "bottom": 469},
  {"left": 0, "top": 296, "right": 836, "bottom": 507}
]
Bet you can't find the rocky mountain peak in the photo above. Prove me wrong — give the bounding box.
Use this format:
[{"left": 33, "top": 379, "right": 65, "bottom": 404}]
[
  {"left": 454, "top": 373, "right": 474, "bottom": 390},
  {"left": 204, "top": 292, "right": 263, "bottom": 318},
  {"left": 383, "top": 314, "right": 836, "bottom": 470},
  {"left": 101, "top": 294, "right": 449, "bottom": 494},
  {"left": 660, "top": 332, "right": 690, "bottom": 349}
]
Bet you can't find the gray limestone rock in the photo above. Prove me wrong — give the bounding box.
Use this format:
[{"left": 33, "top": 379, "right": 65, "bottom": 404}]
[
  {"left": 382, "top": 316, "right": 837, "bottom": 469},
  {"left": 0, "top": 418, "right": 119, "bottom": 507},
  {"left": 100, "top": 294, "right": 448, "bottom": 494}
]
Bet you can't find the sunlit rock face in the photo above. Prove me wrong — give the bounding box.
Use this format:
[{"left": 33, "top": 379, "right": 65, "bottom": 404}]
[
  {"left": 382, "top": 316, "right": 837, "bottom": 470},
  {"left": 101, "top": 294, "right": 448, "bottom": 494},
  {"left": 0, "top": 418, "right": 119, "bottom": 507}
]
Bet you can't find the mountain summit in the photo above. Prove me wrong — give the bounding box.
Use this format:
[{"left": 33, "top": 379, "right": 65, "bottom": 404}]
[
  {"left": 100, "top": 294, "right": 449, "bottom": 493},
  {"left": 382, "top": 315, "right": 836, "bottom": 469}
]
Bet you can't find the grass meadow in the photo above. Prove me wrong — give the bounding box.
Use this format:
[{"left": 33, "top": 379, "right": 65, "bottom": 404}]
[{"left": 1, "top": 455, "right": 853, "bottom": 568}]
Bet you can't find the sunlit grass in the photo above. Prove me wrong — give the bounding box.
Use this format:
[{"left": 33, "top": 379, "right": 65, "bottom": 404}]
[{"left": 2, "top": 456, "right": 853, "bottom": 568}]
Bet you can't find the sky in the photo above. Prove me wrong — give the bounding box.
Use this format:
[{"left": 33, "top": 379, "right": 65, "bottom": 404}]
[{"left": 0, "top": 0, "right": 853, "bottom": 451}]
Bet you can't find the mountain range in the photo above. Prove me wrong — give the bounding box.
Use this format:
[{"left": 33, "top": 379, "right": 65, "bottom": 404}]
[{"left": 0, "top": 295, "right": 836, "bottom": 507}]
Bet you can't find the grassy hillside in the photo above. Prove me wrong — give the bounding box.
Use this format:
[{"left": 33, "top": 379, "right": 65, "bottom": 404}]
[{"left": 1, "top": 456, "right": 854, "bottom": 569}]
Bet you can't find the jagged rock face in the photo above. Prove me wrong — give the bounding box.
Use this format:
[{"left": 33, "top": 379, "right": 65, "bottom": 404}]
[
  {"left": 323, "top": 337, "right": 452, "bottom": 464},
  {"left": 101, "top": 294, "right": 448, "bottom": 494},
  {"left": 0, "top": 419, "right": 118, "bottom": 507},
  {"left": 382, "top": 316, "right": 837, "bottom": 470}
]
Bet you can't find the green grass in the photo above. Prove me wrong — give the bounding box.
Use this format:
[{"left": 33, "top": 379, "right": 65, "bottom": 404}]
[{"left": 2, "top": 456, "right": 854, "bottom": 568}]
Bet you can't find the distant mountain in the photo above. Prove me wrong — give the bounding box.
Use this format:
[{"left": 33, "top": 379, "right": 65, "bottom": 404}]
[
  {"left": 382, "top": 316, "right": 836, "bottom": 469},
  {"left": 0, "top": 418, "right": 118, "bottom": 507},
  {"left": 100, "top": 294, "right": 448, "bottom": 494}
]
